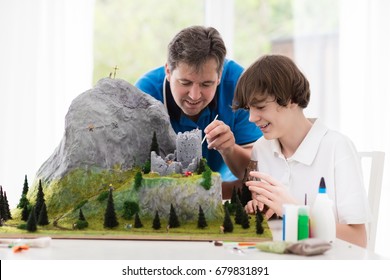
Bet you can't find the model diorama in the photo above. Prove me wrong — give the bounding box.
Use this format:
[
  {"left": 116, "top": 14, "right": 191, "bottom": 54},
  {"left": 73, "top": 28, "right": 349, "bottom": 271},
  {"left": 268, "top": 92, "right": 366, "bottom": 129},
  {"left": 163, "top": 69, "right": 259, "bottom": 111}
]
[{"left": 2, "top": 77, "right": 271, "bottom": 241}]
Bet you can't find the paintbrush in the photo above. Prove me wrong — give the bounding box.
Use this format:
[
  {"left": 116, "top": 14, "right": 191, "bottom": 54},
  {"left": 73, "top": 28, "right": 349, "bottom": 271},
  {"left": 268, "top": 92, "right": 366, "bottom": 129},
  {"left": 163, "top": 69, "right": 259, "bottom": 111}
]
[
  {"left": 201, "top": 114, "right": 219, "bottom": 144},
  {"left": 0, "top": 236, "right": 51, "bottom": 248}
]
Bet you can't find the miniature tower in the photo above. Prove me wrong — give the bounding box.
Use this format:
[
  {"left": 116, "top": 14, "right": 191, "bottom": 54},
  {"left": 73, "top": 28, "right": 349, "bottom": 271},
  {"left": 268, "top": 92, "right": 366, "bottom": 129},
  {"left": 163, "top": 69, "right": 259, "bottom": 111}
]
[{"left": 176, "top": 129, "right": 202, "bottom": 169}]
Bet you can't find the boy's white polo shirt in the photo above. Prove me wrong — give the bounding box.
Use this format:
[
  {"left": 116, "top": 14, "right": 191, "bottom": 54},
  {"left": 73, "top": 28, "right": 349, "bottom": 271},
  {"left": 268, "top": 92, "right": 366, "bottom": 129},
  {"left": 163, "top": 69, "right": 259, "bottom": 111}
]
[{"left": 251, "top": 118, "right": 370, "bottom": 224}]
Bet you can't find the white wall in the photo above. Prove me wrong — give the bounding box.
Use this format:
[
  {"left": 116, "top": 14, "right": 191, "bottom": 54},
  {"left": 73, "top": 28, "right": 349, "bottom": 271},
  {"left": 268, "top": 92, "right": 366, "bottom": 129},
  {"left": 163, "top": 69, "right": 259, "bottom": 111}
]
[
  {"left": 0, "top": 0, "right": 94, "bottom": 207},
  {"left": 1, "top": 0, "right": 388, "bottom": 258}
]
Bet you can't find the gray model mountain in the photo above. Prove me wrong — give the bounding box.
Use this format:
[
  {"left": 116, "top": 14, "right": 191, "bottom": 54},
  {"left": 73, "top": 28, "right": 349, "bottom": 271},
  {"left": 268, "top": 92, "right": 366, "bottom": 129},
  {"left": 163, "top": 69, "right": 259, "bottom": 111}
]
[
  {"left": 36, "top": 77, "right": 177, "bottom": 182},
  {"left": 24, "top": 78, "right": 223, "bottom": 225}
]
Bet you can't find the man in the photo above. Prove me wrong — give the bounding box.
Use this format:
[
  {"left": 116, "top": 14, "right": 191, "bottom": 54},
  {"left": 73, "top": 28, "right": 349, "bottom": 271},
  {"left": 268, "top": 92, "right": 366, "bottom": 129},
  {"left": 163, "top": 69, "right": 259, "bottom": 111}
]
[{"left": 135, "top": 26, "right": 262, "bottom": 198}]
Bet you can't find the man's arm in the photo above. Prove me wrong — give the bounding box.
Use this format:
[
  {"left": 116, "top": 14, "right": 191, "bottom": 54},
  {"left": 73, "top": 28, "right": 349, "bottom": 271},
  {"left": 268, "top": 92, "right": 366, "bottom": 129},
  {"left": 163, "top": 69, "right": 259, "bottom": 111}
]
[
  {"left": 203, "top": 120, "right": 253, "bottom": 179},
  {"left": 219, "top": 144, "right": 253, "bottom": 200},
  {"left": 219, "top": 143, "right": 252, "bottom": 180}
]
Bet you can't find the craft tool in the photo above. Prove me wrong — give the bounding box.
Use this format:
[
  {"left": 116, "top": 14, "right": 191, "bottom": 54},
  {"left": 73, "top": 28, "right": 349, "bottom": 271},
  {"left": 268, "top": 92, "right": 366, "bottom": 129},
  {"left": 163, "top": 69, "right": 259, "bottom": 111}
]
[
  {"left": 12, "top": 244, "right": 30, "bottom": 253},
  {"left": 0, "top": 236, "right": 51, "bottom": 248},
  {"left": 201, "top": 114, "right": 219, "bottom": 144},
  {"left": 304, "top": 193, "right": 307, "bottom": 205},
  {"left": 223, "top": 241, "right": 257, "bottom": 248}
]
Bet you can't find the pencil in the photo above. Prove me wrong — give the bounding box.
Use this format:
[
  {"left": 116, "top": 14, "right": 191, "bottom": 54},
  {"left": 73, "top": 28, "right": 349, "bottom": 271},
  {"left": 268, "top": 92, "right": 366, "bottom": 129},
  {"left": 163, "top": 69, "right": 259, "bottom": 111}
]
[
  {"left": 201, "top": 114, "right": 219, "bottom": 144},
  {"left": 223, "top": 242, "right": 257, "bottom": 247}
]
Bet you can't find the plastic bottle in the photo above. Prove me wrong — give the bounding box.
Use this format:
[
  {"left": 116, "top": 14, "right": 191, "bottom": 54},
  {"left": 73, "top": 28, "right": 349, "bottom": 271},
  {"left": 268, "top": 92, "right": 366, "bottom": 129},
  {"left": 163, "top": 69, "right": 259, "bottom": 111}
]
[
  {"left": 297, "top": 206, "right": 310, "bottom": 240},
  {"left": 282, "top": 204, "right": 298, "bottom": 242},
  {"left": 310, "top": 177, "right": 336, "bottom": 243}
]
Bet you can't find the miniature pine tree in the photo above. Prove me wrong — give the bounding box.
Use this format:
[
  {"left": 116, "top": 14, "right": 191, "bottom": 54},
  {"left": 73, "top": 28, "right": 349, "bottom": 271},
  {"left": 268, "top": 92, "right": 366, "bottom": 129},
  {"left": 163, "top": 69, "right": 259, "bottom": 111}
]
[
  {"left": 0, "top": 187, "right": 4, "bottom": 221},
  {"left": 122, "top": 200, "right": 140, "bottom": 220},
  {"left": 150, "top": 131, "right": 160, "bottom": 155},
  {"left": 197, "top": 205, "right": 208, "bottom": 229},
  {"left": 122, "top": 201, "right": 133, "bottom": 220},
  {"left": 22, "top": 175, "right": 29, "bottom": 194},
  {"left": 35, "top": 179, "right": 45, "bottom": 219},
  {"left": 197, "top": 158, "right": 207, "bottom": 174},
  {"left": 104, "top": 188, "right": 119, "bottom": 228},
  {"left": 222, "top": 206, "right": 234, "bottom": 233},
  {"left": 21, "top": 204, "right": 30, "bottom": 221},
  {"left": 17, "top": 175, "right": 29, "bottom": 209},
  {"left": 200, "top": 166, "right": 212, "bottom": 190},
  {"left": 134, "top": 212, "right": 143, "bottom": 228},
  {"left": 2, "top": 190, "right": 12, "bottom": 220},
  {"left": 228, "top": 190, "right": 241, "bottom": 215},
  {"left": 237, "top": 188, "right": 242, "bottom": 204},
  {"left": 223, "top": 200, "right": 234, "bottom": 216},
  {"left": 152, "top": 210, "right": 161, "bottom": 230},
  {"left": 142, "top": 160, "right": 151, "bottom": 174},
  {"left": 230, "top": 186, "right": 238, "bottom": 204},
  {"left": 234, "top": 199, "right": 244, "bottom": 225},
  {"left": 75, "top": 208, "right": 88, "bottom": 229},
  {"left": 0, "top": 187, "right": 12, "bottom": 221},
  {"left": 241, "top": 210, "right": 250, "bottom": 229},
  {"left": 17, "top": 194, "right": 29, "bottom": 211},
  {"left": 255, "top": 206, "right": 264, "bottom": 234},
  {"left": 37, "top": 202, "right": 49, "bottom": 226},
  {"left": 256, "top": 206, "right": 264, "bottom": 223},
  {"left": 79, "top": 208, "right": 86, "bottom": 221},
  {"left": 240, "top": 184, "right": 252, "bottom": 207},
  {"left": 168, "top": 204, "right": 180, "bottom": 228},
  {"left": 133, "top": 171, "right": 143, "bottom": 191},
  {"left": 26, "top": 206, "right": 37, "bottom": 232},
  {"left": 0, "top": 187, "right": 10, "bottom": 221}
]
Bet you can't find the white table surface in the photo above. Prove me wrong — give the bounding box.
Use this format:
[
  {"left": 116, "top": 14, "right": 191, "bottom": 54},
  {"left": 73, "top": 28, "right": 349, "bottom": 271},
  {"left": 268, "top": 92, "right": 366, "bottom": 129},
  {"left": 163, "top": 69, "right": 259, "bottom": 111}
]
[{"left": 0, "top": 220, "right": 386, "bottom": 260}]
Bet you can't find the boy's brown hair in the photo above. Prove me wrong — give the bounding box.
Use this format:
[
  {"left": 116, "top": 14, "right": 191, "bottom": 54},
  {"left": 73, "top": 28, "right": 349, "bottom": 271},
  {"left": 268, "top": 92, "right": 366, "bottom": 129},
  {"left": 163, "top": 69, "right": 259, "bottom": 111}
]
[{"left": 233, "top": 55, "right": 310, "bottom": 110}]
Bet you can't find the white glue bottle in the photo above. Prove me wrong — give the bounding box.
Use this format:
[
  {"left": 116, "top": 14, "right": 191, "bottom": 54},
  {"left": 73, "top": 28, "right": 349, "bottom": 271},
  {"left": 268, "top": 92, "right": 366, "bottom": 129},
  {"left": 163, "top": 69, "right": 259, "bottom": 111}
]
[
  {"left": 310, "top": 177, "right": 336, "bottom": 243},
  {"left": 282, "top": 204, "right": 298, "bottom": 242}
]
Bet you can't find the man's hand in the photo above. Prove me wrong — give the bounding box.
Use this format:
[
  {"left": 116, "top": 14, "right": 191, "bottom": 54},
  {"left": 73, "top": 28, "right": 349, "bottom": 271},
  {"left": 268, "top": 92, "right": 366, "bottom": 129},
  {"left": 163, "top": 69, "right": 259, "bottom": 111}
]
[{"left": 203, "top": 120, "right": 235, "bottom": 155}]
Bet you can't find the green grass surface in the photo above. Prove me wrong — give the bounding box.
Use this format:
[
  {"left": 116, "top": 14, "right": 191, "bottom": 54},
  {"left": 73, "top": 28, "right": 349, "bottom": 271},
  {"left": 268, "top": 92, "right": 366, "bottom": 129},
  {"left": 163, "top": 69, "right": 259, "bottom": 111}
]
[
  {"left": 5, "top": 168, "right": 272, "bottom": 242},
  {"left": 2, "top": 216, "right": 272, "bottom": 242}
]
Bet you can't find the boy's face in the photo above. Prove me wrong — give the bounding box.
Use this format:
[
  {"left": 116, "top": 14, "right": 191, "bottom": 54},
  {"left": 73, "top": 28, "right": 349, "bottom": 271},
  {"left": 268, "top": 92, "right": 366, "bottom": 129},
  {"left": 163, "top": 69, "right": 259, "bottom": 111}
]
[
  {"left": 165, "top": 58, "right": 221, "bottom": 122},
  {"left": 248, "top": 96, "right": 296, "bottom": 140}
]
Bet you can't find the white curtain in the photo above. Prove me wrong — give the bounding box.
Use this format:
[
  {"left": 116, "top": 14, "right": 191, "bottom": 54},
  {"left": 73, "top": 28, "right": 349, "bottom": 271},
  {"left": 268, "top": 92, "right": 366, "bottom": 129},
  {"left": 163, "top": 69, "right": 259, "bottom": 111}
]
[
  {"left": 293, "top": 0, "right": 390, "bottom": 255},
  {"left": 339, "top": 0, "right": 390, "bottom": 256},
  {"left": 0, "top": 0, "right": 94, "bottom": 207},
  {"left": 205, "top": 0, "right": 234, "bottom": 58}
]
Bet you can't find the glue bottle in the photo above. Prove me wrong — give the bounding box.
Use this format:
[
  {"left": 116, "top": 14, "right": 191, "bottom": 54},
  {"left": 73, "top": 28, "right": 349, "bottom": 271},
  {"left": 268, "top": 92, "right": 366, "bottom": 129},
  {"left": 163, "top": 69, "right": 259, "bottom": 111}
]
[
  {"left": 282, "top": 204, "right": 298, "bottom": 242},
  {"left": 310, "top": 177, "right": 336, "bottom": 243},
  {"left": 297, "top": 206, "right": 310, "bottom": 240}
]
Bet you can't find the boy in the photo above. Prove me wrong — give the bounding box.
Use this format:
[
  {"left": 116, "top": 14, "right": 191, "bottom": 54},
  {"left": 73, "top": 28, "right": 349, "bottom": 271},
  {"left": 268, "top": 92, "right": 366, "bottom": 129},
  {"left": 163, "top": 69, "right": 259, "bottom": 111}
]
[{"left": 233, "top": 54, "right": 370, "bottom": 247}]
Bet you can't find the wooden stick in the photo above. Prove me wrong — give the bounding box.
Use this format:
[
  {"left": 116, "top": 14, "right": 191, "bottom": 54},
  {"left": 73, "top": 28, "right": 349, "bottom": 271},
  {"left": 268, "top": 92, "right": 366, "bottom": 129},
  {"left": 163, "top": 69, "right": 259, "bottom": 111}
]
[{"left": 201, "top": 114, "right": 219, "bottom": 144}]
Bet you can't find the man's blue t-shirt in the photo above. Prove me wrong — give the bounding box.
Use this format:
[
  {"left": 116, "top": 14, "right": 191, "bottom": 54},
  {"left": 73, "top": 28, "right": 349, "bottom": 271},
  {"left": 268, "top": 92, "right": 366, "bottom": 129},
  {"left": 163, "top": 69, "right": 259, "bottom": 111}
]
[{"left": 135, "top": 59, "right": 262, "bottom": 181}]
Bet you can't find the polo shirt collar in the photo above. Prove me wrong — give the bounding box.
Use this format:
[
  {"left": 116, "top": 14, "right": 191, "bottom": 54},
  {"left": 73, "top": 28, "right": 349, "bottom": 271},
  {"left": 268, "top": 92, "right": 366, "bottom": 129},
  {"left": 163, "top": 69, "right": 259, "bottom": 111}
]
[
  {"left": 271, "top": 118, "right": 328, "bottom": 165},
  {"left": 179, "top": 106, "right": 212, "bottom": 128}
]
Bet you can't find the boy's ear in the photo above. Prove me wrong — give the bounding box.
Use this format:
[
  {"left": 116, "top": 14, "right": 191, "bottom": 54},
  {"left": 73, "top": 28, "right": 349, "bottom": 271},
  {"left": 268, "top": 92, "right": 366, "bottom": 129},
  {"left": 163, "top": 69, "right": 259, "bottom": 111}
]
[{"left": 288, "top": 101, "right": 299, "bottom": 109}]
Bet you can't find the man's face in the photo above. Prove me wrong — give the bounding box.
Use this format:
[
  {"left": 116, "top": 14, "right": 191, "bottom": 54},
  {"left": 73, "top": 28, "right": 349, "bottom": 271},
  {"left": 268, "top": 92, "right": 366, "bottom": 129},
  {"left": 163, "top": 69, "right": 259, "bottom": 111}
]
[{"left": 165, "top": 59, "right": 221, "bottom": 121}]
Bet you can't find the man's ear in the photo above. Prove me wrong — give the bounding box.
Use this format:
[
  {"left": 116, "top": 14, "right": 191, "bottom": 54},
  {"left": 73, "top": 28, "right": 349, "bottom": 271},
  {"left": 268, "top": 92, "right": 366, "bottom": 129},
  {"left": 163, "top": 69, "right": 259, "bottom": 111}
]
[
  {"left": 217, "top": 70, "right": 222, "bottom": 85},
  {"left": 165, "top": 63, "right": 171, "bottom": 82}
]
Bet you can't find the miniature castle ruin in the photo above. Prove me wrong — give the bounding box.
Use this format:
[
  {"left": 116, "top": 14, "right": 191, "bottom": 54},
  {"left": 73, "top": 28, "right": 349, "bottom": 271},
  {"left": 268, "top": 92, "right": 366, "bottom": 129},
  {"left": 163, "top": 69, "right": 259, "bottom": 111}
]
[{"left": 151, "top": 129, "right": 202, "bottom": 176}]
